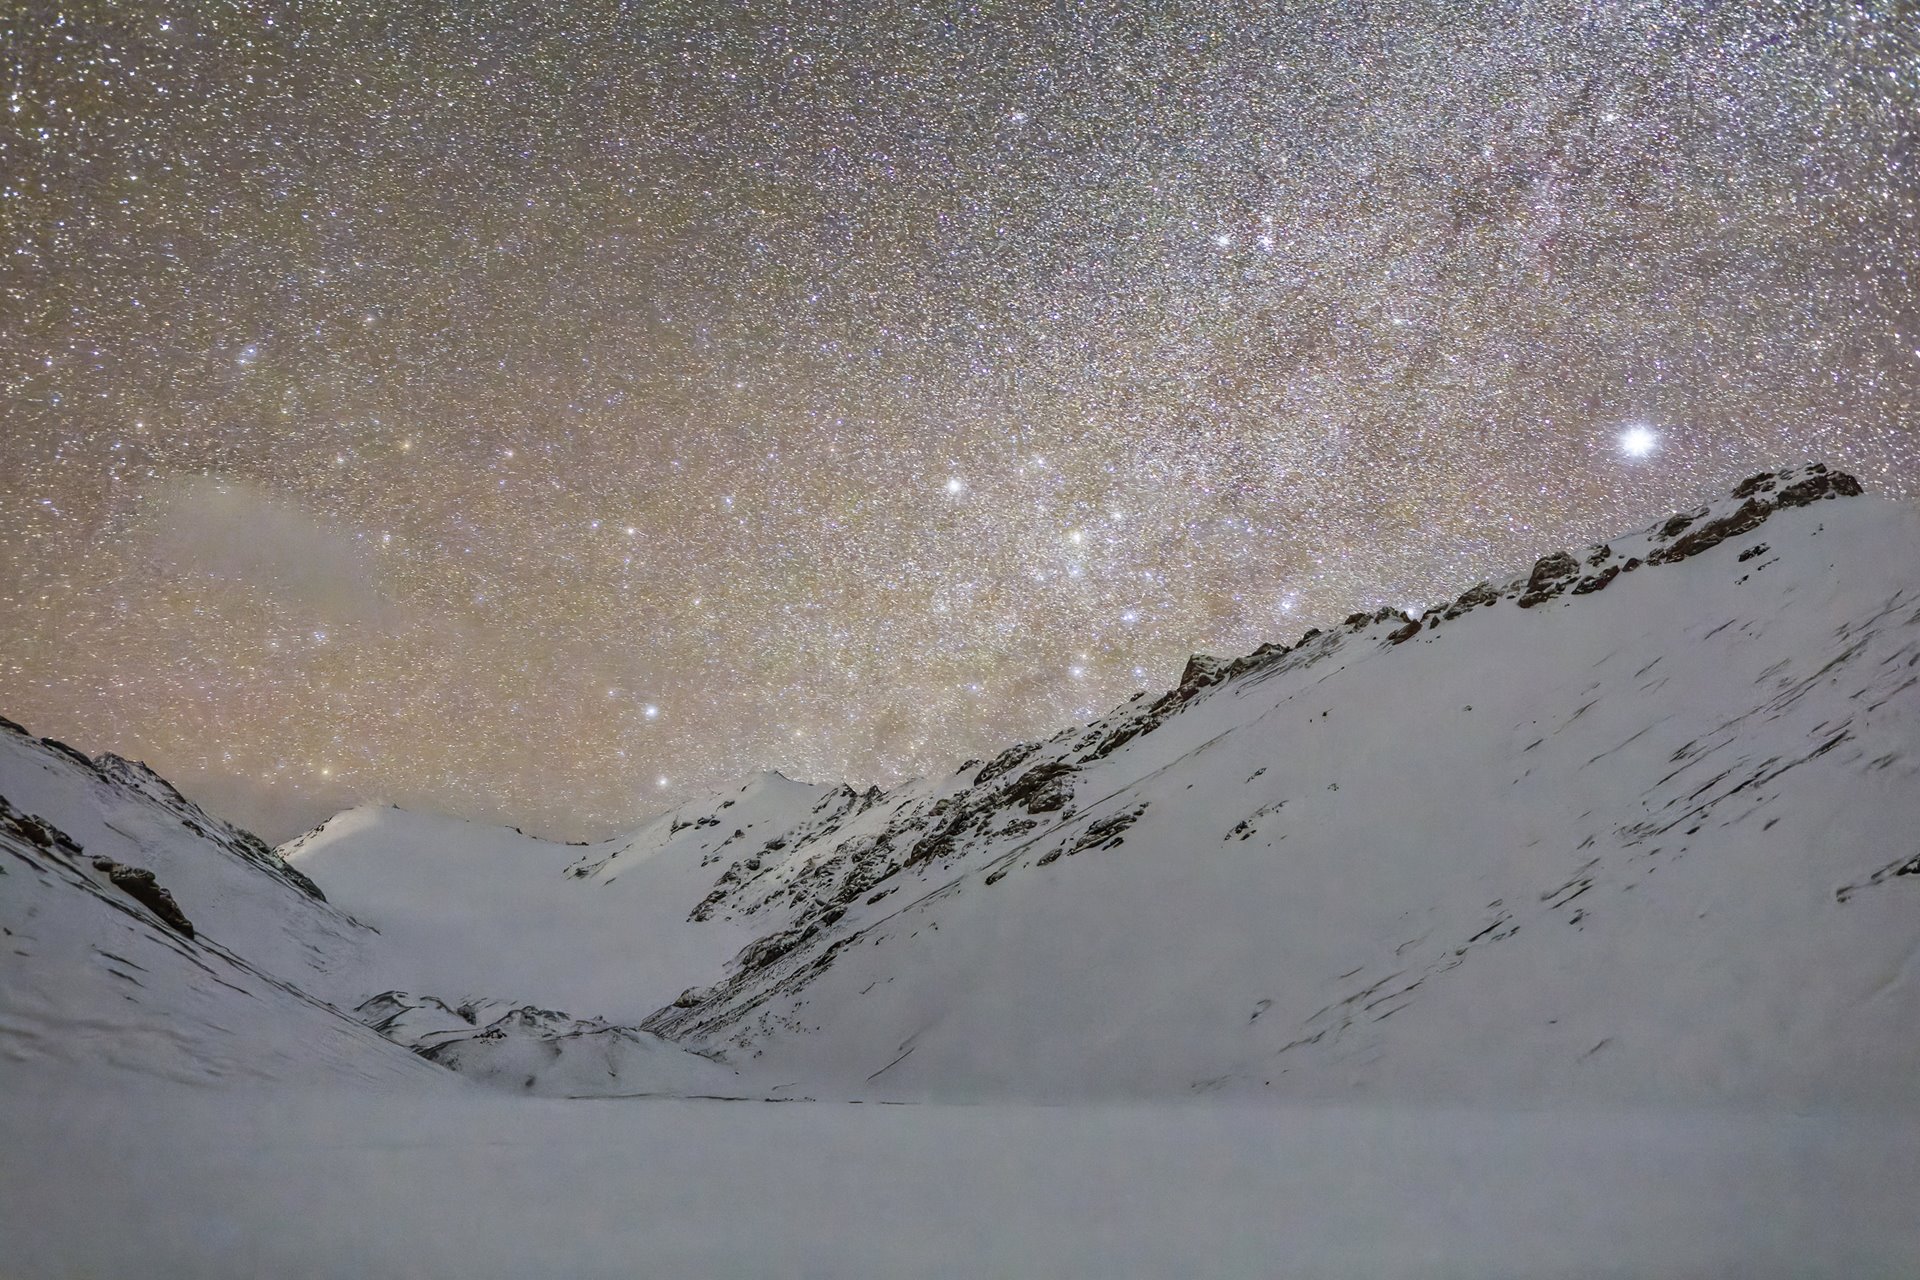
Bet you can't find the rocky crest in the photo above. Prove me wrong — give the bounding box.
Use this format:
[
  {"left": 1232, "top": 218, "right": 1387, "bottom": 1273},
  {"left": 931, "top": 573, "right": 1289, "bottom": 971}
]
[{"left": 636, "top": 463, "right": 1880, "bottom": 1051}]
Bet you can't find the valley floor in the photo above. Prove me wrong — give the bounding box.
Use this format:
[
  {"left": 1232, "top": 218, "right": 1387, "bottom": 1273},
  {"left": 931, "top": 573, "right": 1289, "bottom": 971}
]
[{"left": 4, "top": 1083, "right": 1916, "bottom": 1278}]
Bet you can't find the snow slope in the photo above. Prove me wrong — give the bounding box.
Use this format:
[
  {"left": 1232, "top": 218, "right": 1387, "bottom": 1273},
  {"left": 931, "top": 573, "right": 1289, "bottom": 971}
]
[
  {"left": 10, "top": 463, "right": 1914, "bottom": 1110},
  {"left": 278, "top": 770, "right": 854, "bottom": 1023},
  {"left": 0, "top": 727, "right": 445, "bottom": 1088},
  {"left": 258, "top": 463, "right": 1920, "bottom": 1109},
  {"left": 625, "top": 465, "right": 1920, "bottom": 1106}
]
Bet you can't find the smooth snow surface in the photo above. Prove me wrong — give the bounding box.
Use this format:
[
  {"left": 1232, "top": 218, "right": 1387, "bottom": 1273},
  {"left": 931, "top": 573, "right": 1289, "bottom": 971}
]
[{"left": 3, "top": 1086, "right": 1916, "bottom": 1280}]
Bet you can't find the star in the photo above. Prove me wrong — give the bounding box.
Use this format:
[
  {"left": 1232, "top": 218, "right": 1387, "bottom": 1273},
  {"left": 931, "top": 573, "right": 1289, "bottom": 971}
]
[{"left": 1619, "top": 426, "right": 1660, "bottom": 459}]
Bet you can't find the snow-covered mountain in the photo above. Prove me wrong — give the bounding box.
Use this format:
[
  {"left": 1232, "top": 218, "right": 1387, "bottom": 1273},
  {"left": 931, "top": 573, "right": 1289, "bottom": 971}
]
[
  {"left": 7, "top": 460, "right": 1920, "bottom": 1277},
  {"left": 605, "top": 461, "right": 1920, "bottom": 1108},
  {"left": 5, "top": 463, "right": 1917, "bottom": 1112},
  {"left": 0, "top": 719, "right": 445, "bottom": 1087}
]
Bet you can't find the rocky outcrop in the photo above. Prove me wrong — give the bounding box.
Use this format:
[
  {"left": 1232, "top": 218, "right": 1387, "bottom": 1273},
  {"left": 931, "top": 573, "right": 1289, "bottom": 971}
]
[
  {"left": 1388, "top": 616, "right": 1424, "bottom": 644},
  {"left": 1517, "top": 551, "right": 1582, "bottom": 608},
  {"left": 1646, "top": 498, "right": 1772, "bottom": 566},
  {"left": 732, "top": 926, "right": 815, "bottom": 974},
  {"left": 1, "top": 797, "right": 84, "bottom": 858},
  {"left": 1647, "top": 465, "right": 1861, "bottom": 567},
  {"left": 1177, "top": 653, "right": 1231, "bottom": 693},
  {"left": 1776, "top": 466, "right": 1863, "bottom": 506},
  {"left": 89, "top": 857, "right": 195, "bottom": 938}
]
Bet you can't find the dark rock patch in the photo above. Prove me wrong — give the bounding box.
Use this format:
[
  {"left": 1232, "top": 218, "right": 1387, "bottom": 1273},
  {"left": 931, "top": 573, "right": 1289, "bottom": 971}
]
[
  {"left": 90, "top": 857, "right": 195, "bottom": 938},
  {"left": 1571, "top": 565, "right": 1621, "bottom": 596}
]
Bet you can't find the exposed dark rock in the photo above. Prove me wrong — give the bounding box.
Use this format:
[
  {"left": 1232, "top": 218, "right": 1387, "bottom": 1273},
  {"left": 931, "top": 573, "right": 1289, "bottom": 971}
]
[
  {"left": 0, "top": 800, "right": 83, "bottom": 856},
  {"left": 38, "top": 737, "right": 97, "bottom": 770},
  {"left": 90, "top": 857, "right": 195, "bottom": 938},
  {"left": 904, "top": 826, "right": 960, "bottom": 867},
  {"left": 1732, "top": 470, "right": 1777, "bottom": 499},
  {"left": 1647, "top": 498, "right": 1772, "bottom": 565},
  {"left": 999, "top": 761, "right": 1077, "bottom": 815},
  {"left": 1177, "top": 653, "right": 1230, "bottom": 693},
  {"left": 1571, "top": 565, "right": 1621, "bottom": 595},
  {"left": 1585, "top": 544, "right": 1613, "bottom": 567},
  {"left": 1067, "top": 805, "right": 1148, "bottom": 856},
  {"left": 1775, "top": 469, "right": 1862, "bottom": 507},
  {"left": 1387, "top": 618, "right": 1423, "bottom": 644},
  {"left": 1658, "top": 510, "right": 1706, "bottom": 539},
  {"left": 732, "top": 925, "right": 815, "bottom": 974},
  {"left": 974, "top": 741, "right": 1041, "bottom": 787},
  {"left": 1836, "top": 853, "right": 1920, "bottom": 903},
  {"left": 1443, "top": 583, "right": 1500, "bottom": 620},
  {"left": 1525, "top": 551, "right": 1581, "bottom": 594},
  {"left": 1080, "top": 723, "right": 1143, "bottom": 763},
  {"left": 688, "top": 885, "right": 729, "bottom": 922},
  {"left": 1518, "top": 551, "right": 1581, "bottom": 608}
]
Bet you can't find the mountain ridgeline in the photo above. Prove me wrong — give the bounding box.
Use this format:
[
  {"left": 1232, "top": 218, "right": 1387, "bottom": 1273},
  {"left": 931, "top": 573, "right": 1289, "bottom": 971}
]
[{"left": 5, "top": 463, "right": 1917, "bottom": 1105}]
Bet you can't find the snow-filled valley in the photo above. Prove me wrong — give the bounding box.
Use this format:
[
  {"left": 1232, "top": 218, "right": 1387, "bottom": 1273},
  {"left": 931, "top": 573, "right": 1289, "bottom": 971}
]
[{"left": 4, "top": 462, "right": 1919, "bottom": 1276}]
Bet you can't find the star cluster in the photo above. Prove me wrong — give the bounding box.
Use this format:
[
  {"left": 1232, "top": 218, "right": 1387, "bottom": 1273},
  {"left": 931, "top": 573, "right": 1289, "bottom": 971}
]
[{"left": 2, "top": 1, "right": 1915, "bottom": 838}]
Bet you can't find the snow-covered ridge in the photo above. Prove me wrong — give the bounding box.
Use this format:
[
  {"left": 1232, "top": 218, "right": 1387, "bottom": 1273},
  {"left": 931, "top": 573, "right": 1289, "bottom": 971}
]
[
  {"left": 611, "top": 461, "right": 1920, "bottom": 1104},
  {"left": 2, "top": 715, "right": 329, "bottom": 903},
  {"left": 0, "top": 748, "right": 443, "bottom": 1088}
]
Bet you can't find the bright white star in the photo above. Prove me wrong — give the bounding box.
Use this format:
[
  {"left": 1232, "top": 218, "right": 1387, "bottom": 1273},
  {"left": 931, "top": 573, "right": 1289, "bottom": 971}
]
[{"left": 1619, "top": 425, "right": 1659, "bottom": 458}]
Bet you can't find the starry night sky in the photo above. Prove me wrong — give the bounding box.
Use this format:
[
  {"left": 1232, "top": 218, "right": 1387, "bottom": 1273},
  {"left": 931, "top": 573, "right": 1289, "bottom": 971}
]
[{"left": 3, "top": 1, "right": 1915, "bottom": 840}]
